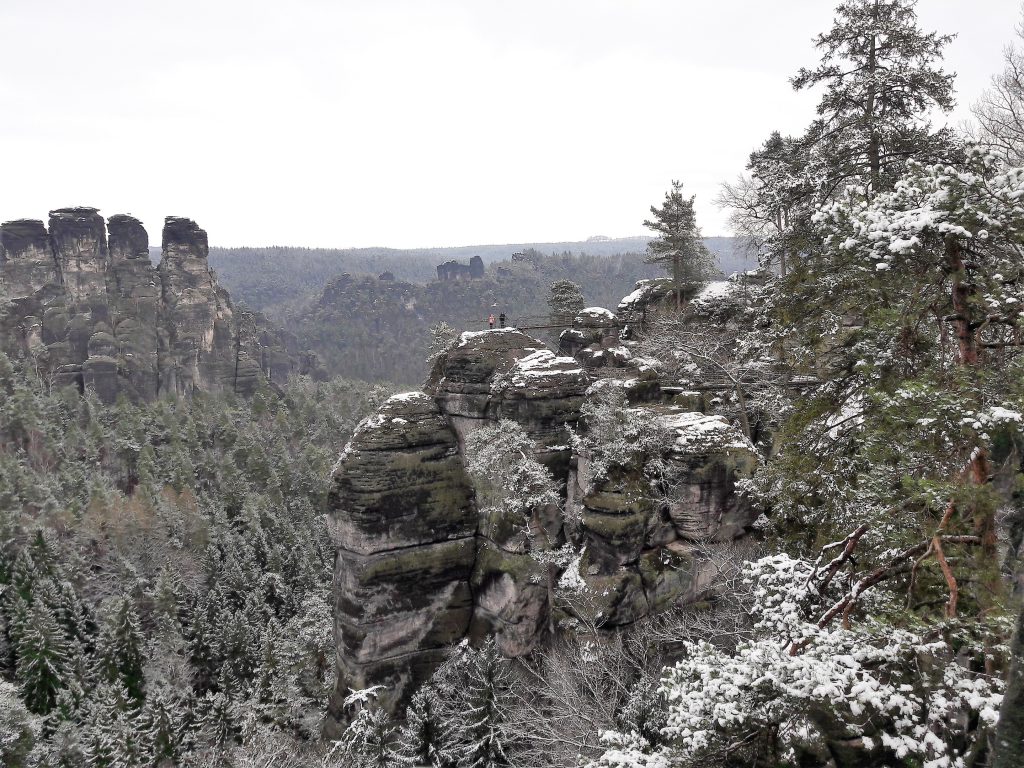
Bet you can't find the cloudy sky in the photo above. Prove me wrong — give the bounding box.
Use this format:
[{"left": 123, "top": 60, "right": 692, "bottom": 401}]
[{"left": 1, "top": 0, "right": 1021, "bottom": 248}]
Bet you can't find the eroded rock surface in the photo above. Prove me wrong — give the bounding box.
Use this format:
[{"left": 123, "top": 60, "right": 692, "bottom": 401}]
[
  {"left": 328, "top": 321, "right": 761, "bottom": 726},
  {"left": 0, "top": 209, "right": 313, "bottom": 402},
  {"left": 325, "top": 392, "right": 477, "bottom": 736}
]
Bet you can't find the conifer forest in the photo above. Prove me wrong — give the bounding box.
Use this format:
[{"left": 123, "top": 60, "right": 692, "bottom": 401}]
[{"left": 3, "top": 1, "right": 1024, "bottom": 766}]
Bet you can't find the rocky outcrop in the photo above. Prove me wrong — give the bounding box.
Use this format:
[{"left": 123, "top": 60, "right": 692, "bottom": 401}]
[
  {"left": 0, "top": 209, "right": 315, "bottom": 402},
  {"left": 325, "top": 392, "right": 478, "bottom": 736},
  {"left": 567, "top": 407, "right": 759, "bottom": 625},
  {"left": 558, "top": 306, "right": 635, "bottom": 370},
  {"left": 436, "top": 255, "right": 484, "bottom": 281},
  {"left": 328, "top": 323, "right": 761, "bottom": 726},
  {"left": 425, "top": 327, "right": 589, "bottom": 451}
]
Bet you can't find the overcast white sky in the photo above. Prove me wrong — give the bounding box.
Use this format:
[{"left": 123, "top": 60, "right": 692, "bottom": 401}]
[{"left": 1, "top": 0, "right": 1021, "bottom": 248}]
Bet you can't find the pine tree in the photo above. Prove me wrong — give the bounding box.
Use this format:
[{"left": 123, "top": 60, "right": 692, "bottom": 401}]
[
  {"left": 0, "top": 678, "right": 40, "bottom": 767},
  {"left": 15, "top": 598, "right": 70, "bottom": 715},
  {"left": 95, "top": 596, "right": 146, "bottom": 703},
  {"left": 717, "top": 131, "right": 812, "bottom": 275},
  {"left": 186, "top": 598, "right": 220, "bottom": 695},
  {"left": 81, "top": 681, "right": 146, "bottom": 768},
  {"left": 454, "top": 642, "right": 515, "bottom": 768},
  {"left": 334, "top": 704, "right": 400, "bottom": 768},
  {"left": 395, "top": 685, "right": 457, "bottom": 768},
  {"left": 201, "top": 690, "right": 240, "bottom": 750},
  {"left": 643, "top": 181, "right": 715, "bottom": 309},
  {"left": 546, "top": 280, "right": 586, "bottom": 324},
  {"left": 793, "top": 0, "right": 958, "bottom": 199}
]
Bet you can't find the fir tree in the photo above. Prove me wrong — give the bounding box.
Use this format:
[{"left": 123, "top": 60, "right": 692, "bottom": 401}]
[
  {"left": 793, "top": 0, "right": 958, "bottom": 199},
  {"left": 453, "top": 642, "right": 516, "bottom": 768},
  {"left": 0, "top": 678, "right": 40, "bottom": 767},
  {"left": 95, "top": 596, "right": 146, "bottom": 703},
  {"left": 643, "top": 181, "right": 716, "bottom": 309},
  {"left": 395, "top": 685, "right": 457, "bottom": 768},
  {"left": 546, "top": 279, "right": 586, "bottom": 324},
  {"left": 15, "top": 598, "right": 70, "bottom": 715}
]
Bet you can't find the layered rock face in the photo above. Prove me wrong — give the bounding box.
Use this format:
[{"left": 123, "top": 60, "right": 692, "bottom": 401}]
[
  {"left": 328, "top": 318, "right": 761, "bottom": 727},
  {"left": 325, "top": 392, "right": 478, "bottom": 735},
  {"left": 558, "top": 306, "right": 635, "bottom": 370},
  {"left": 567, "top": 407, "right": 758, "bottom": 625},
  {"left": 0, "top": 209, "right": 306, "bottom": 402},
  {"left": 425, "top": 327, "right": 588, "bottom": 451}
]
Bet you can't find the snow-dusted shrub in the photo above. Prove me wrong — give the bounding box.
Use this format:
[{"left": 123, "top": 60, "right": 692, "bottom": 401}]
[
  {"left": 590, "top": 554, "right": 1004, "bottom": 768},
  {"left": 570, "top": 388, "right": 676, "bottom": 484}
]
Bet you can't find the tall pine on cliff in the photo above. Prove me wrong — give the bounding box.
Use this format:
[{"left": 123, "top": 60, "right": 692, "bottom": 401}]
[
  {"left": 643, "top": 181, "right": 715, "bottom": 309},
  {"left": 793, "top": 0, "right": 959, "bottom": 199},
  {"left": 720, "top": 0, "right": 960, "bottom": 275}
]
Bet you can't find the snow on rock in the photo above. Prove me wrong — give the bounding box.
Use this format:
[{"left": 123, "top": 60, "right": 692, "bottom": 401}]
[
  {"left": 657, "top": 410, "right": 756, "bottom": 455},
  {"left": 457, "top": 326, "right": 522, "bottom": 347},
  {"left": 347, "top": 390, "right": 447, "bottom": 449},
  {"left": 689, "top": 280, "right": 735, "bottom": 309},
  {"left": 578, "top": 306, "right": 616, "bottom": 320},
  {"left": 617, "top": 278, "right": 674, "bottom": 313},
  {"left": 505, "top": 348, "right": 588, "bottom": 391}
]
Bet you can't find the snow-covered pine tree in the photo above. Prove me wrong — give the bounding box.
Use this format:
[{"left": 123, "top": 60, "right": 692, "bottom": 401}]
[
  {"left": 547, "top": 279, "right": 586, "bottom": 325},
  {"left": 201, "top": 690, "right": 241, "bottom": 751},
  {"left": 717, "top": 131, "right": 813, "bottom": 275},
  {"left": 793, "top": 0, "right": 958, "bottom": 199},
  {"left": 0, "top": 678, "right": 40, "bottom": 766},
  {"left": 395, "top": 685, "right": 458, "bottom": 768},
  {"left": 81, "top": 681, "right": 147, "bottom": 768},
  {"left": 95, "top": 596, "right": 146, "bottom": 703},
  {"left": 453, "top": 641, "right": 516, "bottom": 768},
  {"left": 140, "top": 687, "right": 180, "bottom": 767},
  {"left": 15, "top": 598, "right": 70, "bottom": 715},
  {"left": 643, "top": 181, "right": 716, "bottom": 309}
]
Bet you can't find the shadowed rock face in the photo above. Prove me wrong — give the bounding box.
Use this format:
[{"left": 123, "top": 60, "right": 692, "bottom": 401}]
[
  {"left": 0, "top": 210, "right": 308, "bottom": 402},
  {"left": 325, "top": 392, "right": 478, "bottom": 736},
  {"left": 327, "top": 326, "right": 760, "bottom": 730}
]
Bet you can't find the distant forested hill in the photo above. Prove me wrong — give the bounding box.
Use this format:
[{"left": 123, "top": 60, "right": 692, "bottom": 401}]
[
  {"left": 202, "top": 236, "right": 751, "bottom": 317},
  {"left": 286, "top": 251, "right": 667, "bottom": 386}
]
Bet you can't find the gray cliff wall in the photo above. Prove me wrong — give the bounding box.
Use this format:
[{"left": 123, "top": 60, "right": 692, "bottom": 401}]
[{"left": 0, "top": 208, "right": 305, "bottom": 402}]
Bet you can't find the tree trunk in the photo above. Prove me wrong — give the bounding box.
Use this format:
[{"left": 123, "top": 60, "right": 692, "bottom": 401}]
[
  {"left": 734, "top": 384, "right": 752, "bottom": 441},
  {"left": 993, "top": 603, "right": 1024, "bottom": 768},
  {"left": 674, "top": 254, "right": 682, "bottom": 311},
  {"left": 948, "top": 237, "right": 980, "bottom": 366},
  {"left": 866, "top": 3, "right": 881, "bottom": 197}
]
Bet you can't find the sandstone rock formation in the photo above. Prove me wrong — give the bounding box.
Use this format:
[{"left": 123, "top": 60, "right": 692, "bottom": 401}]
[
  {"left": 436, "top": 255, "right": 484, "bottom": 281},
  {"left": 0, "top": 208, "right": 313, "bottom": 402},
  {"left": 326, "top": 392, "right": 478, "bottom": 730},
  {"left": 327, "top": 311, "right": 761, "bottom": 728},
  {"left": 558, "top": 306, "right": 635, "bottom": 370}
]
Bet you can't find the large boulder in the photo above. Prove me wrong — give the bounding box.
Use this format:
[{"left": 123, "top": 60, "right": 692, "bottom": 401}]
[{"left": 325, "top": 392, "right": 479, "bottom": 733}]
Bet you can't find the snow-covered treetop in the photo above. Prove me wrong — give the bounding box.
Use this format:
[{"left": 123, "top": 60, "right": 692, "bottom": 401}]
[{"left": 814, "top": 154, "right": 1024, "bottom": 275}]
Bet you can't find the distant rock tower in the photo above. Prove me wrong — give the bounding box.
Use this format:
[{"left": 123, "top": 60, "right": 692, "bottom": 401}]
[{"left": 436, "top": 255, "right": 485, "bottom": 281}]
